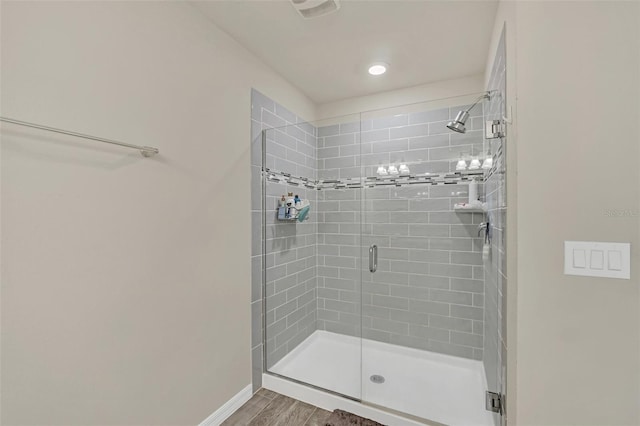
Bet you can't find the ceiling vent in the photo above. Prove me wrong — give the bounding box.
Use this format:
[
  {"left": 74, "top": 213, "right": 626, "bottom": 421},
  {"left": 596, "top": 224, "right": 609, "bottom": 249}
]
[{"left": 290, "top": 0, "right": 340, "bottom": 19}]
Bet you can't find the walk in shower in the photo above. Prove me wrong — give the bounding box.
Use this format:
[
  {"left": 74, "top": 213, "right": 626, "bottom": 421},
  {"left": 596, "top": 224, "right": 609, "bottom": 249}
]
[{"left": 250, "top": 45, "right": 507, "bottom": 422}]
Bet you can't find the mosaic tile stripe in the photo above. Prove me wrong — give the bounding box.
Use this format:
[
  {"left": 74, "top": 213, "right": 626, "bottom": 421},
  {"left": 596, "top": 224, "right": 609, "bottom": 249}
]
[{"left": 263, "top": 167, "right": 485, "bottom": 190}]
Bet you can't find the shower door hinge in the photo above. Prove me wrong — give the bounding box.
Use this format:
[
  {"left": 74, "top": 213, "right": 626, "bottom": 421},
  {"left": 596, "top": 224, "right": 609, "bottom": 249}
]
[
  {"left": 485, "top": 120, "right": 505, "bottom": 139},
  {"left": 485, "top": 391, "right": 503, "bottom": 414}
]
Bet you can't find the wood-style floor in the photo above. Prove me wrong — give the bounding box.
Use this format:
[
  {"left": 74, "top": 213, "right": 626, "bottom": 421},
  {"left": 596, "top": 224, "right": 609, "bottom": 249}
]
[{"left": 222, "top": 389, "right": 332, "bottom": 426}]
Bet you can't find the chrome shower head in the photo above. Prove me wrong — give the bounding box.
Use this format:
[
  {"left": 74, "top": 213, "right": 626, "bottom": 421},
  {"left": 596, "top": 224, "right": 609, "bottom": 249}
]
[
  {"left": 447, "top": 110, "right": 469, "bottom": 134},
  {"left": 447, "top": 92, "right": 491, "bottom": 134}
]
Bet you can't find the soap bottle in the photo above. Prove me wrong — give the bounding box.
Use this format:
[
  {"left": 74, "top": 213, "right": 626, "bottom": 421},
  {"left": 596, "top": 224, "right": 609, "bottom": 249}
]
[
  {"left": 278, "top": 195, "right": 286, "bottom": 220},
  {"left": 286, "top": 192, "right": 294, "bottom": 218},
  {"left": 294, "top": 195, "right": 301, "bottom": 208},
  {"left": 468, "top": 180, "right": 478, "bottom": 205}
]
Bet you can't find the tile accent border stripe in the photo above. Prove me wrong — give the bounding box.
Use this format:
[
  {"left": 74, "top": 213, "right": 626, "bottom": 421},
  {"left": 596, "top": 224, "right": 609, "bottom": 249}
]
[
  {"left": 264, "top": 167, "right": 485, "bottom": 190},
  {"left": 198, "top": 384, "right": 253, "bottom": 426}
]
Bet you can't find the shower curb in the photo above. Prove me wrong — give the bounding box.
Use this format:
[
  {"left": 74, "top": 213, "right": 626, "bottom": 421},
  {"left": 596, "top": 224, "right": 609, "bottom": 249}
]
[{"left": 262, "top": 374, "right": 428, "bottom": 426}]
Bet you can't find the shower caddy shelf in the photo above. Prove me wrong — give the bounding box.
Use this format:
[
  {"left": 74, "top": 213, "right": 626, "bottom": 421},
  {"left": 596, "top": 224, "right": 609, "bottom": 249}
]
[
  {"left": 275, "top": 200, "right": 311, "bottom": 222},
  {"left": 276, "top": 216, "right": 299, "bottom": 222},
  {"left": 453, "top": 204, "right": 487, "bottom": 213}
]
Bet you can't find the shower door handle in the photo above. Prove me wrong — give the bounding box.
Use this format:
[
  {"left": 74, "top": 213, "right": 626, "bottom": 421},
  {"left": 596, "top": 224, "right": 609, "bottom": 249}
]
[{"left": 369, "top": 245, "right": 378, "bottom": 273}]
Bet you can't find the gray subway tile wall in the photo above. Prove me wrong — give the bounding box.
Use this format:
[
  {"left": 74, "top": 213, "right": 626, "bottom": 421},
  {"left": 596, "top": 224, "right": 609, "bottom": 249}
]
[
  {"left": 263, "top": 142, "right": 318, "bottom": 369},
  {"left": 250, "top": 89, "right": 318, "bottom": 390},
  {"left": 318, "top": 109, "right": 483, "bottom": 180},
  {"left": 316, "top": 106, "right": 486, "bottom": 360}
]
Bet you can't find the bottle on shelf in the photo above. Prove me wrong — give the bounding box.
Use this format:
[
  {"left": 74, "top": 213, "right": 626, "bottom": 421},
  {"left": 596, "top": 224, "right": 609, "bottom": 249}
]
[{"left": 286, "top": 192, "right": 295, "bottom": 218}]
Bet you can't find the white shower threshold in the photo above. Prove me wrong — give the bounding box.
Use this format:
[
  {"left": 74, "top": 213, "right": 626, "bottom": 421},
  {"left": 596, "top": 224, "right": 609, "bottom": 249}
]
[{"left": 264, "top": 330, "right": 494, "bottom": 426}]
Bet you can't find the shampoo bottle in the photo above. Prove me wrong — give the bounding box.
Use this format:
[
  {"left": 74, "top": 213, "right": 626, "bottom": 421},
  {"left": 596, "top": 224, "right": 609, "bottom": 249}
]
[
  {"left": 468, "top": 180, "right": 478, "bottom": 205},
  {"left": 286, "top": 192, "right": 294, "bottom": 218}
]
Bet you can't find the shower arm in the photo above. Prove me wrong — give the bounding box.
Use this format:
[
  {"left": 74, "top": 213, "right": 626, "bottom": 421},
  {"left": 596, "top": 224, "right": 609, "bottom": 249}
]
[{"left": 463, "top": 92, "right": 491, "bottom": 114}]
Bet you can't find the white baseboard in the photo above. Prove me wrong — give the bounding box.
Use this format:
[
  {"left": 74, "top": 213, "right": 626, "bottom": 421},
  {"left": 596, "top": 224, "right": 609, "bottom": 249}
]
[{"left": 198, "top": 384, "right": 253, "bottom": 426}]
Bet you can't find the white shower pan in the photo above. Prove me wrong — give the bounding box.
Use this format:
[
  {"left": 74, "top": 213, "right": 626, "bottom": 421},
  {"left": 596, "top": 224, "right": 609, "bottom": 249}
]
[{"left": 266, "top": 330, "right": 494, "bottom": 426}]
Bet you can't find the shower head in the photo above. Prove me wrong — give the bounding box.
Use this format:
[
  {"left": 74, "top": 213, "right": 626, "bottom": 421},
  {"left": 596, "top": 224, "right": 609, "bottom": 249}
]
[
  {"left": 447, "top": 110, "right": 469, "bottom": 134},
  {"left": 447, "top": 92, "right": 491, "bottom": 134}
]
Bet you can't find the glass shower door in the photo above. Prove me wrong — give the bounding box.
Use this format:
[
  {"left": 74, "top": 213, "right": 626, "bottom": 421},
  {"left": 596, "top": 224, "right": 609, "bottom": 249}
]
[
  {"left": 483, "top": 83, "right": 507, "bottom": 426},
  {"left": 262, "top": 115, "right": 364, "bottom": 401},
  {"left": 359, "top": 98, "right": 496, "bottom": 426}
]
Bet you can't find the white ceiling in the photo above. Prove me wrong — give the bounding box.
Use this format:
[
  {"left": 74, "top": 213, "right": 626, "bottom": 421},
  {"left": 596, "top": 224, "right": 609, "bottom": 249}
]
[{"left": 192, "top": 1, "right": 498, "bottom": 104}]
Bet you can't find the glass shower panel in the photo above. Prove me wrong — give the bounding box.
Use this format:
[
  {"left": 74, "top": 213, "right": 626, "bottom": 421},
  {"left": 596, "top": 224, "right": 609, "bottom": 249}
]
[
  {"left": 359, "top": 96, "right": 495, "bottom": 426},
  {"left": 482, "top": 89, "right": 507, "bottom": 426},
  {"left": 262, "top": 114, "right": 363, "bottom": 400}
]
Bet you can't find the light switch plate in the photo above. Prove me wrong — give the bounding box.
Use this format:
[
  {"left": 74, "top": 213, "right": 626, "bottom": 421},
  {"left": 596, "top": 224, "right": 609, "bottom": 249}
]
[{"left": 564, "top": 241, "right": 630, "bottom": 279}]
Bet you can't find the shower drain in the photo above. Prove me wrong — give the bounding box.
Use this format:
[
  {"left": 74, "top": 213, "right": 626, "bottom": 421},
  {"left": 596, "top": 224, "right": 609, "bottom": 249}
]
[{"left": 370, "top": 374, "right": 385, "bottom": 384}]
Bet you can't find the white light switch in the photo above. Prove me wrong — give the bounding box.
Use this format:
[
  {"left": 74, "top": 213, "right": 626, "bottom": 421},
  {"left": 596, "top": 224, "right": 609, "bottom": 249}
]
[
  {"left": 565, "top": 241, "right": 630, "bottom": 279},
  {"left": 590, "top": 250, "right": 604, "bottom": 270},
  {"left": 608, "top": 251, "right": 622, "bottom": 271},
  {"left": 573, "top": 249, "right": 586, "bottom": 268}
]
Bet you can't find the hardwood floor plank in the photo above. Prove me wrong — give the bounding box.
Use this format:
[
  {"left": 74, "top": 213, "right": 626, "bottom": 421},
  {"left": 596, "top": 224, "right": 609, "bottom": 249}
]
[
  {"left": 248, "top": 394, "right": 298, "bottom": 426},
  {"left": 224, "top": 390, "right": 334, "bottom": 426},
  {"left": 270, "top": 400, "right": 316, "bottom": 426},
  {"left": 221, "top": 394, "right": 271, "bottom": 426},
  {"left": 304, "top": 407, "right": 333, "bottom": 426}
]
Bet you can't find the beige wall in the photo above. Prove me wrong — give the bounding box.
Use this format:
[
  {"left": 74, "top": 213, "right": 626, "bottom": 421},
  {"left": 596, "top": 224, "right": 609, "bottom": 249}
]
[
  {"left": 488, "top": 1, "right": 640, "bottom": 424},
  {"left": 0, "top": 2, "right": 315, "bottom": 425},
  {"left": 516, "top": 2, "right": 640, "bottom": 424},
  {"left": 316, "top": 74, "right": 484, "bottom": 120}
]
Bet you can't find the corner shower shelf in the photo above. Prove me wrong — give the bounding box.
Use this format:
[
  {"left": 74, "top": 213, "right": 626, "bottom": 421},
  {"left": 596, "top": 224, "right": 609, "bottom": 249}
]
[{"left": 454, "top": 203, "right": 487, "bottom": 213}]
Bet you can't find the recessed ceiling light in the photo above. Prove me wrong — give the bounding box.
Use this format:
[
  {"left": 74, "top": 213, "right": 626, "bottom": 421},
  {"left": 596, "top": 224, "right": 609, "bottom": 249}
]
[{"left": 368, "top": 62, "right": 388, "bottom": 76}]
